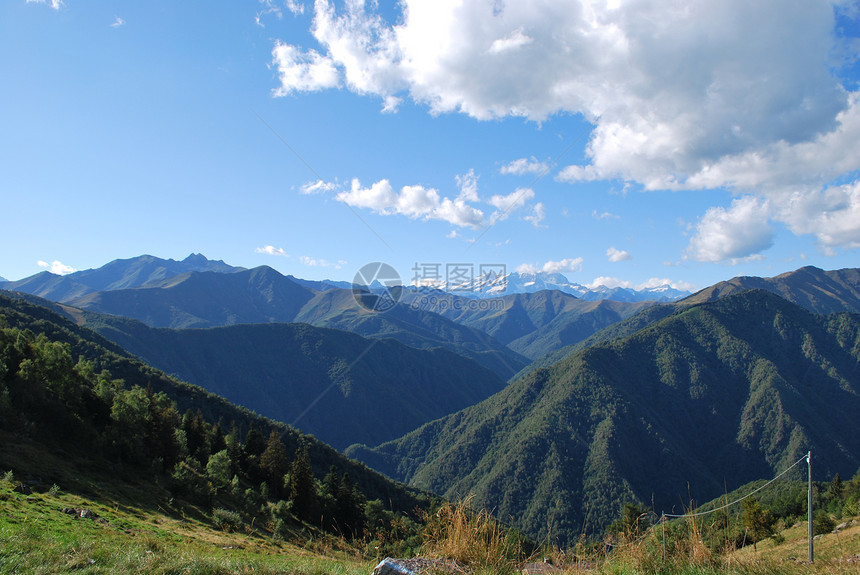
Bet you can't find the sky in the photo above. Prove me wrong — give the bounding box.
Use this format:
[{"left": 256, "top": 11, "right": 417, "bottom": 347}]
[{"left": 3, "top": 0, "right": 860, "bottom": 292}]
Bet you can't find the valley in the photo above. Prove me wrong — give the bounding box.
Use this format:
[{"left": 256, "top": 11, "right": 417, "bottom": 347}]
[{"left": 2, "top": 255, "right": 860, "bottom": 572}]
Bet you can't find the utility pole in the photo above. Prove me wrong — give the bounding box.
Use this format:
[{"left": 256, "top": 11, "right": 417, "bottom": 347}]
[{"left": 808, "top": 451, "right": 813, "bottom": 564}]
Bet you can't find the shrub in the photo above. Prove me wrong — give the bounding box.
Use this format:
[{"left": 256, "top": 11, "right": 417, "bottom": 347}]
[
  {"left": 812, "top": 513, "right": 835, "bottom": 535},
  {"left": 212, "top": 508, "right": 243, "bottom": 532}
]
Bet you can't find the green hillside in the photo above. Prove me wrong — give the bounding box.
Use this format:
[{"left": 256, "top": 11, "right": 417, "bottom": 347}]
[
  {"left": 295, "top": 288, "right": 529, "bottom": 379},
  {"left": 82, "top": 311, "right": 507, "bottom": 450},
  {"left": 348, "top": 290, "right": 860, "bottom": 546},
  {"left": 0, "top": 292, "right": 429, "bottom": 522},
  {"left": 682, "top": 266, "right": 860, "bottom": 314}
]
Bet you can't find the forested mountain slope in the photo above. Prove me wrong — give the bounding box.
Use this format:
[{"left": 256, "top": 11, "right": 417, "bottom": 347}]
[
  {"left": 83, "top": 311, "right": 507, "bottom": 450},
  {"left": 348, "top": 290, "right": 860, "bottom": 546}
]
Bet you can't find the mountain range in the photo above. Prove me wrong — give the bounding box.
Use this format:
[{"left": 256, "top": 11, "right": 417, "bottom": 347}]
[
  {"left": 410, "top": 270, "right": 690, "bottom": 302},
  {"left": 4, "top": 253, "right": 860, "bottom": 547},
  {"left": 0, "top": 256, "right": 690, "bottom": 304},
  {"left": 0, "top": 291, "right": 427, "bottom": 513},
  {"left": 0, "top": 261, "right": 525, "bottom": 380},
  {"left": 347, "top": 289, "right": 860, "bottom": 545},
  {"left": 82, "top": 310, "right": 507, "bottom": 450}
]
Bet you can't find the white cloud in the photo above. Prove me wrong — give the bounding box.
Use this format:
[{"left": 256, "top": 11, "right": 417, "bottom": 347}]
[
  {"left": 488, "top": 188, "right": 534, "bottom": 221},
  {"left": 26, "top": 0, "right": 63, "bottom": 10},
  {"left": 110, "top": 16, "right": 125, "bottom": 28},
  {"left": 592, "top": 210, "right": 619, "bottom": 220},
  {"left": 606, "top": 246, "right": 631, "bottom": 262},
  {"left": 255, "top": 245, "right": 290, "bottom": 257},
  {"left": 446, "top": 230, "right": 459, "bottom": 239},
  {"left": 685, "top": 196, "right": 774, "bottom": 263},
  {"left": 456, "top": 169, "right": 479, "bottom": 202},
  {"left": 336, "top": 178, "right": 484, "bottom": 227},
  {"left": 587, "top": 276, "right": 697, "bottom": 291},
  {"left": 271, "top": 42, "right": 340, "bottom": 95},
  {"left": 637, "top": 277, "right": 698, "bottom": 292},
  {"left": 273, "top": 0, "right": 860, "bottom": 257},
  {"left": 285, "top": 0, "right": 305, "bottom": 16},
  {"left": 517, "top": 257, "right": 584, "bottom": 275},
  {"left": 501, "top": 157, "right": 549, "bottom": 176},
  {"left": 524, "top": 202, "right": 546, "bottom": 228},
  {"left": 488, "top": 27, "right": 533, "bottom": 55},
  {"left": 586, "top": 276, "right": 631, "bottom": 290},
  {"left": 776, "top": 181, "right": 860, "bottom": 249},
  {"left": 301, "top": 179, "right": 337, "bottom": 195},
  {"left": 37, "top": 260, "right": 75, "bottom": 275},
  {"left": 300, "top": 256, "right": 346, "bottom": 268}
]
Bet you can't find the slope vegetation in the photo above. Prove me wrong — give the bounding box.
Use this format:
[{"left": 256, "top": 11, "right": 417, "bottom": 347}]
[
  {"left": 348, "top": 290, "right": 860, "bottom": 546},
  {"left": 84, "top": 312, "right": 507, "bottom": 450}
]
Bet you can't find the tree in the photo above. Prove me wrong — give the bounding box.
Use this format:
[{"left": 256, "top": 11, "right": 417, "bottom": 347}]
[
  {"left": 289, "top": 446, "right": 315, "bottom": 522},
  {"left": 259, "top": 430, "right": 287, "bottom": 499},
  {"left": 742, "top": 498, "right": 775, "bottom": 551},
  {"left": 207, "top": 449, "right": 232, "bottom": 490}
]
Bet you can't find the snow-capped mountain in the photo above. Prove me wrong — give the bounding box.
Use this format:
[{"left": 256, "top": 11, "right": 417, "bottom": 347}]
[{"left": 412, "top": 271, "right": 691, "bottom": 302}]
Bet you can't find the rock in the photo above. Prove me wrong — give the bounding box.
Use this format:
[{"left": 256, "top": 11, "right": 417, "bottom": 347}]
[
  {"left": 79, "top": 509, "right": 98, "bottom": 519},
  {"left": 522, "top": 562, "right": 561, "bottom": 574},
  {"left": 372, "top": 557, "right": 465, "bottom": 575},
  {"left": 62, "top": 507, "right": 77, "bottom": 515}
]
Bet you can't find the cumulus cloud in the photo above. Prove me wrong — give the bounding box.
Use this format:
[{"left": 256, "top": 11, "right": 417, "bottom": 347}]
[
  {"left": 517, "top": 257, "right": 584, "bottom": 275},
  {"left": 586, "top": 276, "right": 631, "bottom": 290},
  {"left": 501, "top": 157, "right": 549, "bottom": 176},
  {"left": 336, "top": 178, "right": 484, "bottom": 227},
  {"left": 110, "top": 16, "right": 125, "bottom": 28},
  {"left": 255, "top": 245, "right": 290, "bottom": 257},
  {"left": 38, "top": 260, "right": 75, "bottom": 275},
  {"left": 606, "top": 247, "right": 632, "bottom": 262},
  {"left": 272, "top": 0, "right": 860, "bottom": 258},
  {"left": 271, "top": 42, "right": 340, "bottom": 95},
  {"left": 685, "top": 196, "right": 774, "bottom": 262},
  {"left": 488, "top": 188, "right": 534, "bottom": 221}
]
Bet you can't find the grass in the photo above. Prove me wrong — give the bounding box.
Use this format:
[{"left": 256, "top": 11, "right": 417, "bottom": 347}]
[
  {"left": 2, "top": 432, "right": 858, "bottom": 574},
  {"left": 0, "top": 433, "right": 373, "bottom": 575}
]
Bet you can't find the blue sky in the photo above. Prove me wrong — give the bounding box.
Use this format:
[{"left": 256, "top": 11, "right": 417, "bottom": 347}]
[{"left": 3, "top": 0, "right": 860, "bottom": 292}]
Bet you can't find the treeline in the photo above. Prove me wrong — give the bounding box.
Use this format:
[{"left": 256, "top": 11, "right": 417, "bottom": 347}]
[
  {"left": 605, "top": 469, "right": 860, "bottom": 555},
  {"left": 0, "top": 295, "right": 428, "bottom": 555}
]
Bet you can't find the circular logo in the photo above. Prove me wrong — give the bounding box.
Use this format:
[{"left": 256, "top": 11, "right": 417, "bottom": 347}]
[{"left": 352, "top": 262, "right": 403, "bottom": 313}]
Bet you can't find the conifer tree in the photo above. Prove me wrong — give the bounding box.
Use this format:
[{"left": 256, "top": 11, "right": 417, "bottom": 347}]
[{"left": 289, "top": 446, "right": 315, "bottom": 522}]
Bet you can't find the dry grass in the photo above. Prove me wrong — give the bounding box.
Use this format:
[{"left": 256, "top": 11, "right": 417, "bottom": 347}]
[{"left": 420, "top": 497, "right": 528, "bottom": 575}]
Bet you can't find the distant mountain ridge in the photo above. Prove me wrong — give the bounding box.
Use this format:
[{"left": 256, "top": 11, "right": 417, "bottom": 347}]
[
  {"left": 347, "top": 290, "right": 860, "bottom": 546},
  {"left": 413, "top": 270, "right": 691, "bottom": 302},
  {"left": 0, "top": 254, "right": 242, "bottom": 301},
  {"left": 682, "top": 265, "right": 860, "bottom": 314},
  {"left": 83, "top": 312, "right": 507, "bottom": 450},
  {"left": 403, "top": 290, "right": 654, "bottom": 360}
]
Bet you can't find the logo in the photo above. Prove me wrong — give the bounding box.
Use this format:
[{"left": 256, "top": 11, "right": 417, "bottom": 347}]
[{"left": 352, "top": 262, "right": 403, "bottom": 313}]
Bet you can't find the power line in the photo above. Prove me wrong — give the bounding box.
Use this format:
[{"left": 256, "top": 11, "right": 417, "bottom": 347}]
[{"left": 662, "top": 454, "right": 809, "bottom": 519}]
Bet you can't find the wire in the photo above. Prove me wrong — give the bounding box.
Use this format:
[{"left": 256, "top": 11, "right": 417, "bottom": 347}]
[{"left": 662, "top": 454, "right": 809, "bottom": 520}]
